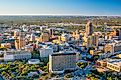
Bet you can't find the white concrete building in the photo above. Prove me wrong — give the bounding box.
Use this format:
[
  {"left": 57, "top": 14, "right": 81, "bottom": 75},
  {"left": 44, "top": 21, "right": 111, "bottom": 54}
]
[
  {"left": 4, "top": 50, "right": 31, "bottom": 61},
  {"left": 39, "top": 47, "right": 53, "bottom": 57},
  {"left": 28, "top": 59, "right": 40, "bottom": 64}
]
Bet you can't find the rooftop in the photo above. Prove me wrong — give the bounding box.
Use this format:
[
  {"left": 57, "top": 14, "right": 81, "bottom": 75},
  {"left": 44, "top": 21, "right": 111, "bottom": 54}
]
[
  {"left": 108, "top": 59, "right": 121, "bottom": 66},
  {"left": 51, "top": 51, "right": 77, "bottom": 56},
  {"left": 4, "top": 50, "right": 30, "bottom": 55}
]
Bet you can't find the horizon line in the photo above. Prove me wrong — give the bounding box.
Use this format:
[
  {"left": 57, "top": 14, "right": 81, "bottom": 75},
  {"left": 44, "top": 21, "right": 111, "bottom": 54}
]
[{"left": 0, "top": 14, "right": 120, "bottom": 16}]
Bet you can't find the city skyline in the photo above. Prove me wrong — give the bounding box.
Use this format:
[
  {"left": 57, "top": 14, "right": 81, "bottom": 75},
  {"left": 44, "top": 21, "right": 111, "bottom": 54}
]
[{"left": 0, "top": 0, "right": 121, "bottom": 16}]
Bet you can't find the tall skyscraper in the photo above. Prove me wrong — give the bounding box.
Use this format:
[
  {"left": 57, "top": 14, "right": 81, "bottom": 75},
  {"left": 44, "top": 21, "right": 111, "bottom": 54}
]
[
  {"left": 49, "top": 51, "right": 79, "bottom": 73},
  {"left": 85, "top": 21, "right": 94, "bottom": 36},
  {"left": 87, "top": 36, "right": 92, "bottom": 47},
  {"left": 92, "top": 33, "right": 99, "bottom": 47},
  {"left": 118, "top": 29, "right": 121, "bottom": 40},
  {"left": 15, "top": 31, "right": 26, "bottom": 50},
  {"left": 14, "top": 30, "right": 20, "bottom": 38},
  {"left": 49, "top": 28, "right": 54, "bottom": 36}
]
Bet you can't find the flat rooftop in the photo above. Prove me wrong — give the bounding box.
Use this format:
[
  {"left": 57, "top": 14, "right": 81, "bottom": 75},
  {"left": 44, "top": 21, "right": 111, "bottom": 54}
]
[
  {"left": 108, "top": 59, "right": 121, "bottom": 66},
  {"left": 4, "top": 50, "right": 30, "bottom": 55},
  {"left": 51, "top": 51, "right": 77, "bottom": 56}
]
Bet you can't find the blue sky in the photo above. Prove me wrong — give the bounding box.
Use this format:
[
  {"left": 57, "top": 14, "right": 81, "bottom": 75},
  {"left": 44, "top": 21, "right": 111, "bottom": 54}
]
[{"left": 0, "top": 0, "right": 121, "bottom": 16}]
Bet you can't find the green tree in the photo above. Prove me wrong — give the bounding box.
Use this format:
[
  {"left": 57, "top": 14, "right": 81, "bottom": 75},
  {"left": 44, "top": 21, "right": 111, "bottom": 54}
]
[
  {"left": 64, "top": 73, "right": 74, "bottom": 79},
  {"left": 1, "top": 71, "right": 6, "bottom": 76},
  {"left": 76, "top": 62, "right": 88, "bottom": 68},
  {"left": 49, "top": 73, "right": 56, "bottom": 77},
  {"left": 31, "top": 50, "right": 40, "bottom": 59}
]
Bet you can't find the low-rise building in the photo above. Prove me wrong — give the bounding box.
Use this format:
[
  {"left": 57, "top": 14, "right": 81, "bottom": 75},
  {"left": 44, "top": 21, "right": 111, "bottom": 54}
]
[
  {"left": 1, "top": 43, "right": 11, "bottom": 49},
  {"left": 28, "top": 59, "right": 40, "bottom": 64},
  {"left": 96, "top": 60, "right": 107, "bottom": 67},
  {"left": 116, "top": 54, "right": 121, "bottom": 58},
  {"left": 4, "top": 50, "right": 31, "bottom": 61},
  {"left": 90, "top": 50, "right": 103, "bottom": 55},
  {"left": 39, "top": 33, "right": 50, "bottom": 42},
  {"left": 107, "top": 59, "right": 121, "bottom": 72},
  {"left": 104, "top": 42, "right": 121, "bottom": 54},
  {"left": 25, "top": 45, "right": 34, "bottom": 52}
]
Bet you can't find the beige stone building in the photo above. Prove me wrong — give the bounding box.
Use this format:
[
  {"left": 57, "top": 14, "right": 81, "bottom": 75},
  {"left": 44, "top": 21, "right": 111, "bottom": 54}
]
[
  {"left": 15, "top": 37, "right": 26, "bottom": 50},
  {"left": 96, "top": 60, "right": 107, "bottom": 67},
  {"left": 104, "top": 43, "right": 121, "bottom": 54},
  {"left": 14, "top": 30, "right": 20, "bottom": 38},
  {"left": 39, "top": 33, "right": 50, "bottom": 42},
  {"left": 107, "top": 59, "right": 121, "bottom": 72},
  {"left": 104, "top": 44, "right": 114, "bottom": 53},
  {"left": 15, "top": 31, "right": 26, "bottom": 50}
]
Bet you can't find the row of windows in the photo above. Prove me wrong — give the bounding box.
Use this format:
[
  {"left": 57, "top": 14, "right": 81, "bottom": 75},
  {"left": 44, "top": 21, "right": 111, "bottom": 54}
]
[
  {"left": 14, "top": 55, "right": 31, "bottom": 59},
  {"left": 107, "top": 64, "right": 120, "bottom": 70}
]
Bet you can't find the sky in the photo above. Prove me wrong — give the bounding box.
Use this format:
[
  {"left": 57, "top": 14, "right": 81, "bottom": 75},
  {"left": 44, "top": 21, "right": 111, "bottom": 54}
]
[{"left": 0, "top": 0, "right": 121, "bottom": 16}]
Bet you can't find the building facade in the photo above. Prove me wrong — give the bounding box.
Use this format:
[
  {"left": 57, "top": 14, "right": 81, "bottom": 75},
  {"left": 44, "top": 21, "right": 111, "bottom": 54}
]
[
  {"left": 104, "top": 43, "right": 121, "bottom": 54},
  {"left": 85, "top": 21, "right": 94, "bottom": 36},
  {"left": 4, "top": 50, "right": 31, "bottom": 61},
  {"left": 39, "top": 47, "right": 53, "bottom": 57},
  {"left": 107, "top": 59, "right": 121, "bottom": 72},
  {"left": 39, "top": 33, "right": 50, "bottom": 42},
  {"left": 15, "top": 31, "right": 26, "bottom": 50},
  {"left": 92, "top": 33, "right": 99, "bottom": 47},
  {"left": 49, "top": 51, "right": 79, "bottom": 73}
]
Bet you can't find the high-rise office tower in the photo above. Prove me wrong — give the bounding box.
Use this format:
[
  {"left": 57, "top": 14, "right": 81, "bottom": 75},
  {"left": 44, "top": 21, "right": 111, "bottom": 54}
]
[
  {"left": 118, "top": 29, "right": 121, "bottom": 40},
  {"left": 49, "top": 28, "right": 54, "bottom": 36},
  {"left": 87, "top": 36, "right": 92, "bottom": 47},
  {"left": 92, "top": 33, "right": 99, "bottom": 47},
  {"left": 85, "top": 21, "right": 94, "bottom": 36},
  {"left": 49, "top": 51, "right": 79, "bottom": 73}
]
